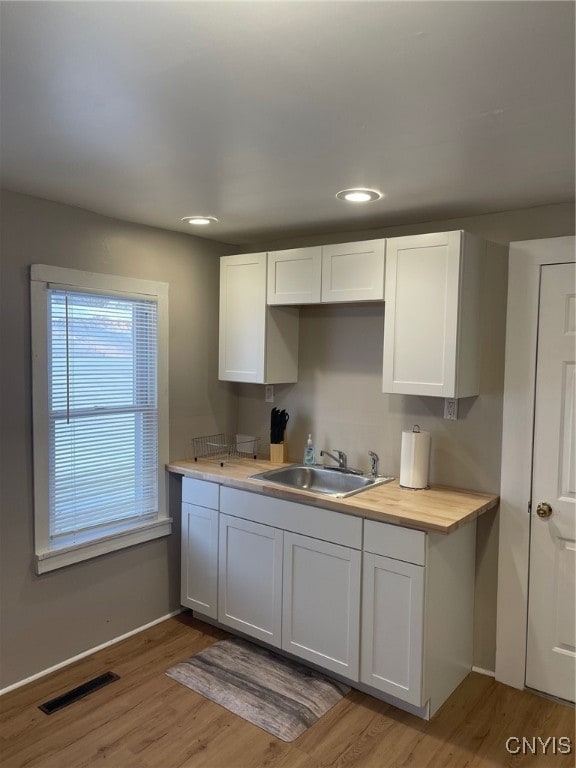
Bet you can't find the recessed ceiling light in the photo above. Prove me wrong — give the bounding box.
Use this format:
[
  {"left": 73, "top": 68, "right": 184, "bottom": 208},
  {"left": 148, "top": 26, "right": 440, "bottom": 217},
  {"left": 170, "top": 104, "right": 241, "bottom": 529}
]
[
  {"left": 336, "top": 188, "right": 383, "bottom": 203},
  {"left": 181, "top": 215, "right": 219, "bottom": 226}
]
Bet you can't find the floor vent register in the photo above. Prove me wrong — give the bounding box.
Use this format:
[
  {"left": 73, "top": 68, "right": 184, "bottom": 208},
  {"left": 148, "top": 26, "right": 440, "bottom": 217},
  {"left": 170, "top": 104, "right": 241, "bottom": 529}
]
[{"left": 39, "top": 671, "right": 120, "bottom": 715}]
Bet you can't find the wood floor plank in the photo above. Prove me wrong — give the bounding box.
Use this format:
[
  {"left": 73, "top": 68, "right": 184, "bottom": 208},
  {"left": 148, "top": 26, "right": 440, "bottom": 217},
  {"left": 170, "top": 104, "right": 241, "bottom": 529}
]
[{"left": 1, "top": 613, "right": 573, "bottom": 768}]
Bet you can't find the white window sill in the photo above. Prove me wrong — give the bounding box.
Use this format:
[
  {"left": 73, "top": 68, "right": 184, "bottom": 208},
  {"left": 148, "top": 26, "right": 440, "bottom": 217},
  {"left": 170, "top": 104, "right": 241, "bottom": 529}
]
[{"left": 35, "top": 518, "right": 172, "bottom": 574}]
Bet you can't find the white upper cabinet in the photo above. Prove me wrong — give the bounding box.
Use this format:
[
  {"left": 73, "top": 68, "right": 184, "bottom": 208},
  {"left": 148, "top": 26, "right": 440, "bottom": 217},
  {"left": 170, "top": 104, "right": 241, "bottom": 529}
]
[
  {"left": 266, "top": 239, "right": 386, "bottom": 305},
  {"left": 382, "top": 231, "right": 483, "bottom": 398},
  {"left": 219, "top": 253, "right": 299, "bottom": 383},
  {"left": 267, "top": 247, "right": 322, "bottom": 305},
  {"left": 321, "top": 239, "right": 386, "bottom": 302}
]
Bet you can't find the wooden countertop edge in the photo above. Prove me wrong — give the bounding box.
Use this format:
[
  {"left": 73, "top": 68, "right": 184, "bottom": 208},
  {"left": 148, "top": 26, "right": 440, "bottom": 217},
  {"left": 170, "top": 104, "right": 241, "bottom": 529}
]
[{"left": 166, "top": 459, "right": 499, "bottom": 535}]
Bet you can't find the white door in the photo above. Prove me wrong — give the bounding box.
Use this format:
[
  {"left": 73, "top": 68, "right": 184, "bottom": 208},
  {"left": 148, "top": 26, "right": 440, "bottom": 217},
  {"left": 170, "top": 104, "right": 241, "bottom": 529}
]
[
  {"left": 526, "top": 262, "right": 576, "bottom": 702},
  {"left": 218, "top": 514, "right": 283, "bottom": 647},
  {"left": 282, "top": 532, "right": 361, "bottom": 680}
]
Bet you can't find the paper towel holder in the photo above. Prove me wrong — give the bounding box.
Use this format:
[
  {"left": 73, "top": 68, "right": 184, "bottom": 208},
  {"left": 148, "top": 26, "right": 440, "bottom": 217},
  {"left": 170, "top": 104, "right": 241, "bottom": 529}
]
[{"left": 399, "top": 424, "right": 431, "bottom": 491}]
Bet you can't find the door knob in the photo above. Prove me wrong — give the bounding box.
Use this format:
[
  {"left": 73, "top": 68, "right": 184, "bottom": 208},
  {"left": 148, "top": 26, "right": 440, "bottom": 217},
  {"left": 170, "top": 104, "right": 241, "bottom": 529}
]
[{"left": 536, "top": 502, "right": 553, "bottom": 518}]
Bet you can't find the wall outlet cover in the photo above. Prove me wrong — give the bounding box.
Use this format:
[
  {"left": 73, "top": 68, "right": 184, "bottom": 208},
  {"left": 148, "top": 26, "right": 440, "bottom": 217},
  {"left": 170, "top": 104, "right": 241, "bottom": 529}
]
[{"left": 444, "top": 398, "right": 458, "bottom": 420}]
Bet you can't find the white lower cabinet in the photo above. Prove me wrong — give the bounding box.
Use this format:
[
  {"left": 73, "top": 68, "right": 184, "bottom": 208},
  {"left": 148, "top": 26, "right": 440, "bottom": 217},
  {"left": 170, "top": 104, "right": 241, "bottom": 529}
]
[
  {"left": 360, "top": 553, "right": 425, "bottom": 705},
  {"left": 181, "top": 502, "right": 219, "bottom": 619},
  {"left": 361, "top": 518, "right": 476, "bottom": 716},
  {"left": 282, "top": 532, "right": 361, "bottom": 681},
  {"left": 180, "top": 481, "right": 476, "bottom": 719},
  {"left": 218, "top": 513, "right": 283, "bottom": 646},
  {"left": 180, "top": 478, "right": 220, "bottom": 620}
]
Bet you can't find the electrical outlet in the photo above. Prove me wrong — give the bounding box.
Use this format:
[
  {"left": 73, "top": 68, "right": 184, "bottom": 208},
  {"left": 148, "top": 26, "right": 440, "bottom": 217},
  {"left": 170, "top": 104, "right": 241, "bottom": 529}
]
[
  {"left": 444, "top": 398, "right": 458, "bottom": 420},
  {"left": 265, "top": 385, "right": 274, "bottom": 403}
]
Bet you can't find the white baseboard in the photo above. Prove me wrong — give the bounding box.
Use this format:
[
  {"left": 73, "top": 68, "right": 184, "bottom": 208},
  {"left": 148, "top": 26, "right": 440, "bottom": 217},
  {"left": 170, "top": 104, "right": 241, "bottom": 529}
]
[
  {"left": 0, "top": 609, "right": 183, "bottom": 696},
  {"left": 472, "top": 665, "right": 496, "bottom": 678}
]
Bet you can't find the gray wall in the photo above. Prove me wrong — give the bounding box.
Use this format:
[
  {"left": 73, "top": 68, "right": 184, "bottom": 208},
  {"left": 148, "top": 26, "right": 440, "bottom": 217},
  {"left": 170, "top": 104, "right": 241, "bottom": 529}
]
[
  {"left": 1, "top": 192, "right": 573, "bottom": 688},
  {"left": 0, "top": 190, "right": 236, "bottom": 689},
  {"left": 235, "top": 202, "right": 575, "bottom": 672}
]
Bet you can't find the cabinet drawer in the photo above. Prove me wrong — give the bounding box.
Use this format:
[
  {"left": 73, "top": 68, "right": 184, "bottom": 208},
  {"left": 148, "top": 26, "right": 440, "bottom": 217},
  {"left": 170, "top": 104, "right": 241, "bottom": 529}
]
[
  {"left": 182, "top": 477, "right": 219, "bottom": 509},
  {"left": 364, "top": 520, "right": 426, "bottom": 565},
  {"left": 220, "top": 486, "right": 362, "bottom": 549}
]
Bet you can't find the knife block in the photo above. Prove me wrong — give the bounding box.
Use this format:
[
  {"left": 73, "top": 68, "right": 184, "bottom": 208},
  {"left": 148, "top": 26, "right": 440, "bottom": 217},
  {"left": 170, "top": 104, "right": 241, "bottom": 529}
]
[{"left": 269, "top": 443, "right": 287, "bottom": 464}]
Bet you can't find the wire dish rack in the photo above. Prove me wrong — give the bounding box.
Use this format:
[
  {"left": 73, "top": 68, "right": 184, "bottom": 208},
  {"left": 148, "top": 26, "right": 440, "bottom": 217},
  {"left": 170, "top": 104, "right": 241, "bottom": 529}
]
[{"left": 191, "top": 433, "right": 260, "bottom": 466}]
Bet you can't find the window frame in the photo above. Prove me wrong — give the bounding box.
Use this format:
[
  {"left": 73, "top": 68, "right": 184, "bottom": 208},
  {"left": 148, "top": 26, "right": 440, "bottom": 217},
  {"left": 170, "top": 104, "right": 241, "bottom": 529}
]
[{"left": 31, "top": 265, "right": 171, "bottom": 574}]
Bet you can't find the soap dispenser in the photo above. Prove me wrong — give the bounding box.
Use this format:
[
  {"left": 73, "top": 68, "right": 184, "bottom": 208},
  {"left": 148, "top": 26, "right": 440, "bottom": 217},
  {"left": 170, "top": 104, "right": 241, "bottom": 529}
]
[{"left": 303, "top": 434, "right": 315, "bottom": 465}]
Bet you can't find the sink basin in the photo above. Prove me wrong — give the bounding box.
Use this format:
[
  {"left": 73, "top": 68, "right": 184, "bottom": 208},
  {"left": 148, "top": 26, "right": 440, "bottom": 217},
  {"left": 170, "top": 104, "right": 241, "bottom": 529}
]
[{"left": 250, "top": 464, "right": 395, "bottom": 498}]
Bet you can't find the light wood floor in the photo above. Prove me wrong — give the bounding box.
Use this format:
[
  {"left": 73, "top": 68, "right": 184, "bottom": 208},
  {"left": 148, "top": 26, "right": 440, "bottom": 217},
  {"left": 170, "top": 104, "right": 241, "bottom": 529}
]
[{"left": 1, "top": 613, "right": 574, "bottom": 768}]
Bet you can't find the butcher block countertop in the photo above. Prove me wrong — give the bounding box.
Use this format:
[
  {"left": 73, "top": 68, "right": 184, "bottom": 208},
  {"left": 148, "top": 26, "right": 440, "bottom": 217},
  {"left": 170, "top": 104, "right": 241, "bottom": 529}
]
[{"left": 167, "top": 458, "right": 499, "bottom": 534}]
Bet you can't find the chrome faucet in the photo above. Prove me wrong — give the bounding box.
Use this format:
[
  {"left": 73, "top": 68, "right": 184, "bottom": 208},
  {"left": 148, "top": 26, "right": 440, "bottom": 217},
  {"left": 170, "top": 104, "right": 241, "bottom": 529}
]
[
  {"left": 368, "top": 451, "right": 380, "bottom": 478},
  {"left": 319, "top": 449, "right": 364, "bottom": 476},
  {"left": 320, "top": 449, "right": 348, "bottom": 470}
]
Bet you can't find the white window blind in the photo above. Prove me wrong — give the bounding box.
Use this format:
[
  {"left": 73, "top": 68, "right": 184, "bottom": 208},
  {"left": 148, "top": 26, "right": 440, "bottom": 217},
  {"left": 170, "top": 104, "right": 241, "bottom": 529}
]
[{"left": 47, "top": 288, "right": 159, "bottom": 546}]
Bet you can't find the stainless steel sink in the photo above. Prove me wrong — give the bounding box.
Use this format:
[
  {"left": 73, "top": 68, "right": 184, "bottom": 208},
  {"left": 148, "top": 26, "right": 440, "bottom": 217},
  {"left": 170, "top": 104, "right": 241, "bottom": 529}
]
[{"left": 250, "top": 464, "right": 395, "bottom": 498}]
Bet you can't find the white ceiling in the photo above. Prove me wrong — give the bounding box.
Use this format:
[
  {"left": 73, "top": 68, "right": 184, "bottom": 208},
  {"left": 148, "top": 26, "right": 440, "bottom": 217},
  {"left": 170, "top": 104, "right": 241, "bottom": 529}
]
[{"left": 1, "top": 2, "right": 574, "bottom": 245}]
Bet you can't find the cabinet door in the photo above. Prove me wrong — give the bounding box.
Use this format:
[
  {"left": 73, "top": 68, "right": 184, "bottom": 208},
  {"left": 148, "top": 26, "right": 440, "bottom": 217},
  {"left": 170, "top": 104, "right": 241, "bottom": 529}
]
[
  {"left": 382, "top": 231, "right": 462, "bottom": 397},
  {"left": 181, "top": 503, "right": 219, "bottom": 619},
  {"left": 321, "top": 239, "right": 385, "bottom": 302},
  {"left": 219, "top": 253, "right": 267, "bottom": 383},
  {"left": 218, "top": 514, "right": 283, "bottom": 646},
  {"left": 219, "top": 253, "right": 299, "bottom": 384},
  {"left": 361, "top": 553, "right": 425, "bottom": 706},
  {"left": 268, "top": 247, "right": 322, "bottom": 305},
  {"left": 282, "top": 532, "right": 361, "bottom": 680}
]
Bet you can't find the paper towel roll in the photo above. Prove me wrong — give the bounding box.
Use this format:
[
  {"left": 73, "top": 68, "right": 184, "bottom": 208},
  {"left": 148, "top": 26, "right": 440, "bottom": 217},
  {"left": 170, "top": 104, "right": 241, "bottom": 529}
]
[{"left": 400, "top": 426, "right": 431, "bottom": 489}]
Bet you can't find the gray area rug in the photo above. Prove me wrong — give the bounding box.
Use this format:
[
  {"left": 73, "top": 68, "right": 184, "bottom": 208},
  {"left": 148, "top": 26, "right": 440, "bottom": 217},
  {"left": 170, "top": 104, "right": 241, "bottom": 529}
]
[{"left": 166, "top": 637, "right": 350, "bottom": 742}]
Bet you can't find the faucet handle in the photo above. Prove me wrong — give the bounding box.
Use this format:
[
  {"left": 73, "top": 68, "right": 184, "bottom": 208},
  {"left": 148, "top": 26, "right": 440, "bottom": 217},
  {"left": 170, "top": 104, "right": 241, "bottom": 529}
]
[
  {"left": 368, "top": 451, "right": 379, "bottom": 477},
  {"left": 320, "top": 449, "right": 348, "bottom": 469}
]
